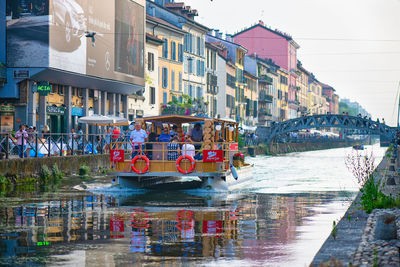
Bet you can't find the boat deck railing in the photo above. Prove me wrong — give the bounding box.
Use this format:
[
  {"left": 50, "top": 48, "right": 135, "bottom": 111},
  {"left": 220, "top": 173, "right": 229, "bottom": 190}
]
[{"left": 110, "top": 141, "right": 237, "bottom": 174}]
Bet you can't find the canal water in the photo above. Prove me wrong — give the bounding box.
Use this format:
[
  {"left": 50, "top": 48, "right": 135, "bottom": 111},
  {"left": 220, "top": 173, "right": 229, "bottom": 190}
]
[{"left": 0, "top": 144, "right": 386, "bottom": 266}]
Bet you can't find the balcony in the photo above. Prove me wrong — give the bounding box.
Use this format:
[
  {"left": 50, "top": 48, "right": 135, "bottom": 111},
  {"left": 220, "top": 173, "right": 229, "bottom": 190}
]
[
  {"left": 288, "top": 100, "right": 299, "bottom": 109},
  {"left": 259, "top": 92, "right": 273, "bottom": 103},
  {"left": 259, "top": 74, "right": 273, "bottom": 85}
]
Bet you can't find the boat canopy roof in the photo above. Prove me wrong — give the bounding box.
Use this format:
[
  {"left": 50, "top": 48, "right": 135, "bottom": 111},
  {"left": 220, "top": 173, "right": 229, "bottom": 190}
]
[{"left": 139, "top": 115, "right": 238, "bottom": 126}]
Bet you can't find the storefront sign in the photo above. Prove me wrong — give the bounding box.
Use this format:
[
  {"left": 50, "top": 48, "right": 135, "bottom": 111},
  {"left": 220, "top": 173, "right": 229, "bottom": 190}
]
[
  {"left": 37, "top": 81, "right": 52, "bottom": 96},
  {"left": 13, "top": 70, "right": 29, "bottom": 79},
  {"left": 229, "top": 143, "right": 239, "bottom": 151},
  {"left": 0, "top": 105, "right": 15, "bottom": 113},
  {"left": 203, "top": 150, "right": 224, "bottom": 162},
  {"left": 71, "top": 107, "right": 84, "bottom": 116},
  {"left": 202, "top": 220, "right": 223, "bottom": 235},
  {"left": 110, "top": 150, "right": 124, "bottom": 162},
  {"left": 46, "top": 106, "right": 65, "bottom": 115}
]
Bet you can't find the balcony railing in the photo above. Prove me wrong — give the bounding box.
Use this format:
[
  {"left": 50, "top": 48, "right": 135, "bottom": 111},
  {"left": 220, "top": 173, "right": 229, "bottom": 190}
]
[
  {"left": 259, "top": 92, "right": 273, "bottom": 103},
  {"left": 259, "top": 75, "right": 273, "bottom": 85}
]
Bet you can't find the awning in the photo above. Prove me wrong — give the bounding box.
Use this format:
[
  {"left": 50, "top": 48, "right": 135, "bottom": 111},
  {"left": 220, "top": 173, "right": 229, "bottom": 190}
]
[
  {"left": 78, "top": 114, "right": 129, "bottom": 126},
  {"left": 31, "top": 68, "right": 144, "bottom": 95},
  {"left": 241, "top": 125, "right": 257, "bottom": 131}
]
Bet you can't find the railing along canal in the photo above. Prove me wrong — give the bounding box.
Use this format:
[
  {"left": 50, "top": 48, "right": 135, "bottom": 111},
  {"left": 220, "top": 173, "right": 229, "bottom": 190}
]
[{"left": 0, "top": 132, "right": 111, "bottom": 159}]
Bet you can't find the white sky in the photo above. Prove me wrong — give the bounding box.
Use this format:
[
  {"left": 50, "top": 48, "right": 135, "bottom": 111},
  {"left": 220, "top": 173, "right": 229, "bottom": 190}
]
[{"left": 183, "top": 0, "right": 400, "bottom": 126}]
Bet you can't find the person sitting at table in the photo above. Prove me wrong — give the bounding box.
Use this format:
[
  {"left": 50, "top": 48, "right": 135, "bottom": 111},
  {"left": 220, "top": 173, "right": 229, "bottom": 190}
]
[
  {"left": 167, "top": 136, "right": 181, "bottom": 161},
  {"left": 158, "top": 127, "right": 171, "bottom": 142}
]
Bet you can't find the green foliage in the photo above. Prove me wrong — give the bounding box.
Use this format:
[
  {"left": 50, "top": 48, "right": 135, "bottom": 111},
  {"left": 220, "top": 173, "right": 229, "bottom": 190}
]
[
  {"left": 360, "top": 176, "right": 400, "bottom": 213},
  {"left": 99, "top": 166, "right": 109, "bottom": 174},
  {"left": 373, "top": 248, "right": 378, "bottom": 267},
  {"left": 79, "top": 165, "right": 90, "bottom": 176},
  {"left": 51, "top": 164, "right": 64, "bottom": 184},
  {"left": 38, "top": 165, "right": 52, "bottom": 185},
  {"left": 339, "top": 101, "right": 358, "bottom": 116},
  {"left": 0, "top": 175, "right": 6, "bottom": 185},
  {"left": 238, "top": 134, "right": 244, "bottom": 149}
]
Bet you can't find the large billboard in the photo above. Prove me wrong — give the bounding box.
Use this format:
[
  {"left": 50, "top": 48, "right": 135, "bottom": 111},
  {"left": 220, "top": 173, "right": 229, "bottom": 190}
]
[
  {"left": 49, "top": 0, "right": 145, "bottom": 85},
  {"left": 6, "top": 0, "right": 145, "bottom": 86}
]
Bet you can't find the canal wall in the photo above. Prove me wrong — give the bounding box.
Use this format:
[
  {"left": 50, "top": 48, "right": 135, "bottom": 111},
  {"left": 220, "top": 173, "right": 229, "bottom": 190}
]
[{"left": 0, "top": 154, "right": 111, "bottom": 177}]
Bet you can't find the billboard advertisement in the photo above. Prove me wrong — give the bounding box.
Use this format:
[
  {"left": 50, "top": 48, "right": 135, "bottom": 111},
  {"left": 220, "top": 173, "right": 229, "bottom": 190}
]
[
  {"left": 49, "top": 0, "right": 145, "bottom": 86},
  {"left": 6, "top": 0, "right": 145, "bottom": 86},
  {"left": 6, "top": 0, "right": 50, "bottom": 67}
]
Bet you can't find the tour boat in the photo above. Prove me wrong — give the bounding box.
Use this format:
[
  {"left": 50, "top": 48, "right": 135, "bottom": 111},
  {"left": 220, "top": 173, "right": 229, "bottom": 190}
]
[
  {"left": 108, "top": 115, "right": 253, "bottom": 190},
  {"left": 352, "top": 144, "right": 364, "bottom": 150}
]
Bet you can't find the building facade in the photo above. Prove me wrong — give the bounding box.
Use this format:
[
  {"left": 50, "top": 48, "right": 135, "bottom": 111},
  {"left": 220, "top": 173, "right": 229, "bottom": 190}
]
[{"left": 1, "top": 0, "right": 146, "bottom": 132}]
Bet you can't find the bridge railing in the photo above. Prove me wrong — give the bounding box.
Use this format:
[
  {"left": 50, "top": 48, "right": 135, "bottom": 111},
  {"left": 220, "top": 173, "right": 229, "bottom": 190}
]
[{"left": 0, "top": 132, "right": 113, "bottom": 159}]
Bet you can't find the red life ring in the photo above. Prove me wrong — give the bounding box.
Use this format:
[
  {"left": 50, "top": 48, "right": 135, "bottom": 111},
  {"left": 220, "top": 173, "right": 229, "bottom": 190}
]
[
  {"left": 131, "top": 154, "right": 150, "bottom": 174},
  {"left": 175, "top": 155, "right": 196, "bottom": 174}
]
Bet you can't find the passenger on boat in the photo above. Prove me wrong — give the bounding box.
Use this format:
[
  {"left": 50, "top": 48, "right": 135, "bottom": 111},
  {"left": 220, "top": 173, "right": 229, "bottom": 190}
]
[
  {"left": 167, "top": 136, "right": 181, "bottom": 160},
  {"left": 182, "top": 136, "right": 195, "bottom": 158},
  {"left": 158, "top": 128, "right": 171, "bottom": 142},
  {"left": 130, "top": 122, "right": 148, "bottom": 158},
  {"left": 146, "top": 132, "right": 157, "bottom": 160},
  {"left": 170, "top": 125, "right": 178, "bottom": 137},
  {"left": 190, "top": 123, "right": 203, "bottom": 151},
  {"left": 194, "top": 142, "right": 204, "bottom": 160}
]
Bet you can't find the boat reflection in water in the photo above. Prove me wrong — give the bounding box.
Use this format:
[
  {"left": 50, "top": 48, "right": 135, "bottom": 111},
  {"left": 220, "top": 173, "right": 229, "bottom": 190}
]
[{"left": 0, "top": 190, "right": 353, "bottom": 266}]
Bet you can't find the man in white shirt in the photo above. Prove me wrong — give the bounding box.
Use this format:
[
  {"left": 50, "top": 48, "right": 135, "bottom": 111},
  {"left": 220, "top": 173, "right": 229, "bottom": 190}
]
[
  {"left": 130, "top": 122, "right": 148, "bottom": 157},
  {"left": 181, "top": 136, "right": 196, "bottom": 158}
]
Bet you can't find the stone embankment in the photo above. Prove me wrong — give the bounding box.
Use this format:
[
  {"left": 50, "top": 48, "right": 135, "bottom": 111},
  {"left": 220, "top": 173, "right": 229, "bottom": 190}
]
[
  {"left": 311, "top": 148, "right": 400, "bottom": 266},
  {"left": 0, "top": 154, "right": 110, "bottom": 177}
]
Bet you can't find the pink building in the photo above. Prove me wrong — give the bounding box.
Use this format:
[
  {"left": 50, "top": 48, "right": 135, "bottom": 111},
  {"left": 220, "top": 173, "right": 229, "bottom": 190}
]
[
  {"left": 233, "top": 21, "right": 300, "bottom": 119},
  {"left": 321, "top": 82, "right": 337, "bottom": 114}
]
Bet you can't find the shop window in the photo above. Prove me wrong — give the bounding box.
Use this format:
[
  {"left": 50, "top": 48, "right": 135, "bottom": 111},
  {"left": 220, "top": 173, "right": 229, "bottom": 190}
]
[
  {"left": 78, "top": 88, "right": 83, "bottom": 97},
  {"left": 58, "top": 85, "right": 64, "bottom": 95},
  {"left": 50, "top": 84, "right": 56, "bottom": 94}
]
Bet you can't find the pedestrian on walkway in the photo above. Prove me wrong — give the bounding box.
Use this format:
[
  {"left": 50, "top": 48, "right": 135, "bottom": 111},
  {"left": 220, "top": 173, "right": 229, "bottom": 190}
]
[{"left": 15, "top": 125, "right": 28, "bottom": 158}]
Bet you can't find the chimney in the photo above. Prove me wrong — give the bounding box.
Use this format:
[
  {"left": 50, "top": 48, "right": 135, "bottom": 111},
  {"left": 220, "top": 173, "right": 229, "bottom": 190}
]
[
  {"left": 218, "top": 32, "right": 223, "bottom": 39},
  {"left": 214, "top": 29, "right": 219, "bottom": 37},
  {"left": 259, "top": 20, "right": 264, "bottom": 26},
  {"left": 226, "top": 34, "right": 232, "bottom": 42}
]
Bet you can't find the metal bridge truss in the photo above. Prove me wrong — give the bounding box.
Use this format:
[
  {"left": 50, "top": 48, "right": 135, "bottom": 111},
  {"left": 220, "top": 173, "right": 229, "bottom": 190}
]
[{"left": 256, "top": 114, "right": 395, "bottom": 144}]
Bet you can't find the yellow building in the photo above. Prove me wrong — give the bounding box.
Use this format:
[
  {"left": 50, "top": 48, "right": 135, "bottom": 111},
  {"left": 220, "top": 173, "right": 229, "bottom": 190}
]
[
  {"left": 277, "top": 69, "right": 289, "bottom": 121},
  {"left": 296, "top": 63, "right": 309, "bottom": 116},
  {"left": 243, "top": 71, "right": 258, "bottom": 127},
  {"left": 235, "top": 47, "right": 247, "bottom": 123},
  {"left": 146, "top": 15, "right": 185, "bottom": 111}
]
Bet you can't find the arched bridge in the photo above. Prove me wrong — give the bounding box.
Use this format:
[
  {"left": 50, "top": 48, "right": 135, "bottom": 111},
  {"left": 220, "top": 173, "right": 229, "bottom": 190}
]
[{"left": 256, "top": 114, "right": 395, "bottom": 144}]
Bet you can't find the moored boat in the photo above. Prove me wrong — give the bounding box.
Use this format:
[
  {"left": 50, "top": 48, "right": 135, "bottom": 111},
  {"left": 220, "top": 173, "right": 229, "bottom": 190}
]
[
  {"left": 352, "top": 144, "right": 364, "bottom": 150},
  {"left": 108, "top": 115, "right": 252, "bottom": 190}
]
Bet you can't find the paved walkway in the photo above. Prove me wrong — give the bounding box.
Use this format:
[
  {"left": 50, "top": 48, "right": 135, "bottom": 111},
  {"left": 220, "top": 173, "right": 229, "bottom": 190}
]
[{"left": 311, "top": 154, "right": 400, "bottom": 266}]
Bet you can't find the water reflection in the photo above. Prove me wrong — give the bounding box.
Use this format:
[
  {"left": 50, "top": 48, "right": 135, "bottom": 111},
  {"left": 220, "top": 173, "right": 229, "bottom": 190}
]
[{"left": 0, "top": 190, "right": 354, "bottom": 266}]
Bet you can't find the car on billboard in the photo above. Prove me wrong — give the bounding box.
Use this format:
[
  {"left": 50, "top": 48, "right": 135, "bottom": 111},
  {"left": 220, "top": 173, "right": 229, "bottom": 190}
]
[{"left": 51, "top": 0, "right": 86, "bottom": 45}]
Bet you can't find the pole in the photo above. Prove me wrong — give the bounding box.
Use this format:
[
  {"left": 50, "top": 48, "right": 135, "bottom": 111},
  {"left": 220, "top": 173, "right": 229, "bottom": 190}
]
[{"left": 397, "top": 82, "right": 400, "bottom": 129}]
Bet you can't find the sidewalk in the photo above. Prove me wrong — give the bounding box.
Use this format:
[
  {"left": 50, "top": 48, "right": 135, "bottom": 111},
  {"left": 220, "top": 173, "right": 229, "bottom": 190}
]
[{"left": 311, "top": 154, "right": 400, "bottom": 266}]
